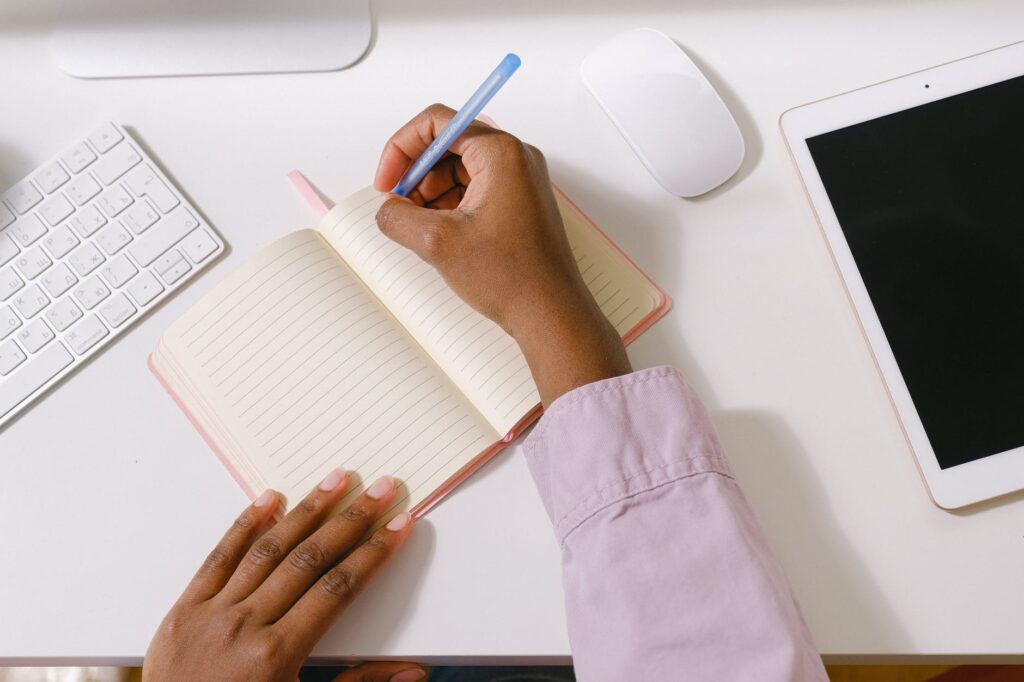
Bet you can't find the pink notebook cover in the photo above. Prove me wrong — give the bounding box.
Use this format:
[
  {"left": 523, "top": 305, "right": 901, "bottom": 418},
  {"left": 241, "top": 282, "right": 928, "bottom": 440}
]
[{"left": 149, "top": 172, "right": 671, "bottom": 519}]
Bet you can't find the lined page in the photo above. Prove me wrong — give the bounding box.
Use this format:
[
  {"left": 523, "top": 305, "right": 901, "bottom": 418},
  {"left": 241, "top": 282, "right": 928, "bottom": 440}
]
[
  {"left": 160, "top": 230, "right": 497, "bottom": 512},
  {"left": 318, "top": 188, "right": 664, "bottom": 435}
]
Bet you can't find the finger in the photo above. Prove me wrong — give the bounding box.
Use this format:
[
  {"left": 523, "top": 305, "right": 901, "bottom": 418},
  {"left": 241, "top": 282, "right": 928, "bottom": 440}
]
[
  {"left": 425, "top": 184, "right": 466, "bottom": 211},
  {"left": 332, "top": 662, "right": 426, "bottom": 682},
  {"left": 375, "top": 196, "right": 461, "bottom": 264},
  {"left": 180, "top": 489, "right": 279, "bottom": 603},
  {"left": 415, "top": 154, "right": 470, "bottom": 204},
  {"left": 279, "top": 511, "right": 414, "bottom": 649},
  {"left": 220, "top": 467, "right": 351, "bottom": 602},
  {"left": 373, "top": 103, "right": 494, "bottom": 192},
  {"left": 246, "top": 476, "right": 399, "bottom": 620}
]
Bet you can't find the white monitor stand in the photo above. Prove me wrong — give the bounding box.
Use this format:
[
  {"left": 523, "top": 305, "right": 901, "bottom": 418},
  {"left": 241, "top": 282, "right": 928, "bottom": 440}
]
[{"left": 50, "top": 0, "right": 373, "bottom": 78}]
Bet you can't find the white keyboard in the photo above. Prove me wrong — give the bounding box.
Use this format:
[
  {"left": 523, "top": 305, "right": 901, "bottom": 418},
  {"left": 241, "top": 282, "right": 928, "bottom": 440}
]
[{"left": 0, "top": 122, "right": 225, "bottom": 428}]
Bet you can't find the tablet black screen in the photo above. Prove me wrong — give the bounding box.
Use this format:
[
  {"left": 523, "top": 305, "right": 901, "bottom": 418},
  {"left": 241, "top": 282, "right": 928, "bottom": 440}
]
[{"left": 807, "top": 74, "right": 1024, "bottom": 469}]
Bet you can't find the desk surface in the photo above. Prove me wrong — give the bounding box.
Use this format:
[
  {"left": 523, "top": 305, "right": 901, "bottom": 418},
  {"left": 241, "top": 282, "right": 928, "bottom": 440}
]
[{"left": 2, "top": 0, "right": 1023, "bottom": 665}]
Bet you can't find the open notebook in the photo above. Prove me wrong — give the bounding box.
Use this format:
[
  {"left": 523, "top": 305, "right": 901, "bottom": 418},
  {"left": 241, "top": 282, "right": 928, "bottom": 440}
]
[{"left": 150, "top": 185, "right": 669, "bottom": 520}]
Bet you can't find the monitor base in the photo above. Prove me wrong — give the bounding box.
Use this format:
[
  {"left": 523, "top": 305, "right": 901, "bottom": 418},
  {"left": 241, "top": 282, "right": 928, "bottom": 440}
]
[{"left": 50, "top": 0, "right": 373, "bottom": 78}]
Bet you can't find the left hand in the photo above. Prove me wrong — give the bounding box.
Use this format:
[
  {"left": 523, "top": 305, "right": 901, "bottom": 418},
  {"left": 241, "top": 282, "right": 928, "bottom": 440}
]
[{"left": 143, "top": 470, "right": 424, "bottom": 682}]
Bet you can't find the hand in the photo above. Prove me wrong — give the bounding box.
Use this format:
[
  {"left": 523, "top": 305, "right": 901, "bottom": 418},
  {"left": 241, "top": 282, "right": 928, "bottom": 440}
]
[
  {"left": 374, "top": 104, "right": 631, "bottom": 406},
  {"left": 143, "top": 471, "right": 424, "bottom": 682}
]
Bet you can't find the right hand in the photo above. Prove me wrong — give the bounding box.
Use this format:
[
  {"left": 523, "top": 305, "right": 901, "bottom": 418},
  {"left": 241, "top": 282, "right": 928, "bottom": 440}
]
[{"left": 373, "top": 104, "right": 631, "bottom": 405}]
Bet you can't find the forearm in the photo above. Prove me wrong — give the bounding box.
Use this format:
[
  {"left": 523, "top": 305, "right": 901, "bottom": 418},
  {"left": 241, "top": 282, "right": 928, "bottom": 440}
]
[{"left": 523, "top": 367, "right": 827, "bottom": 681}]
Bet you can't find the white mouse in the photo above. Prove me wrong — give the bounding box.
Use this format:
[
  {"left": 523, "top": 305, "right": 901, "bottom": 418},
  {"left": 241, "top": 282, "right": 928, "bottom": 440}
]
[{"left": 581, "top": 28, "right": 745, "bottom": 198}]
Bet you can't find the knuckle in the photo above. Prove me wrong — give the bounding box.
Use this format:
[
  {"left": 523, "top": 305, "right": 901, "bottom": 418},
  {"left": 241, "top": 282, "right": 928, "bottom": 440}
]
[
  {"left": 232, "top": 510, "right": 254, "bottom": 530},
  {"left": 222, "top": 605, "right": 252, "bottom": 645},
  {"left": 423, "top": 102, "right": 451, "bottom": 118},
  {"left": 365, "top": 530, "right": 389, "bottom": 550},
  {"left": 202, "top": 545, "right": 233, "bottom": 571},
  {"left": 250, "top": 631, "right": 286, "bottom": 669},
  {"left": 299, "top": 495, "right": 320, "bottom": 515},
  {"left": 492, "top": 131, "right": 527, "bottom": 157},
  {"left": 160, "top": 608, "right": 186, "bottom": 638},
  {"left": 523, "top": 142, "right": 547, "bottom": 168},
  {"left": 248, "top": 536, "right": 283, "bottom": 565},
  {"left": 289, "top": 541, "right": 328, "bottom": 572},
  {"left": 321, "top": 564, "right": 358, "bottom": 600},
  {"left": 342, "top": 504, "right": 369, "bottom": 523}
]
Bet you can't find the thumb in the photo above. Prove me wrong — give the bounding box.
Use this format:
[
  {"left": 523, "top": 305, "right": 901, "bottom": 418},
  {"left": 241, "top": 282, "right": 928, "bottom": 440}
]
[
  {"left": 375, "top": 195, "right": 458, "bottom": 264},
  {"left": 332, "top": 661, "right": 426, "bottom": 682}
]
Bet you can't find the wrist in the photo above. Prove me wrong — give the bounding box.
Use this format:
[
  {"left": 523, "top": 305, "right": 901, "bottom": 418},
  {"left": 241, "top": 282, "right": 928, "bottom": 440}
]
[{"left": 510, "top": 297, "right": 632, "bottom": 406}]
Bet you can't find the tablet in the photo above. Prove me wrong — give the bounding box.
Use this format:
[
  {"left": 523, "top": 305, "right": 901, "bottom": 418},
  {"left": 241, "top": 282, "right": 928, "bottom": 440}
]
[{"left": 781, "top": 41, "right": 1024, "bottom": 509}]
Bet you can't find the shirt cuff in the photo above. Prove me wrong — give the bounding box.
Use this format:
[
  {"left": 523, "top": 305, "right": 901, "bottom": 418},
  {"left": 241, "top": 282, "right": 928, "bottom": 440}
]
[{"left": 523, "top": 366, "right": 734, "bottom": 544}]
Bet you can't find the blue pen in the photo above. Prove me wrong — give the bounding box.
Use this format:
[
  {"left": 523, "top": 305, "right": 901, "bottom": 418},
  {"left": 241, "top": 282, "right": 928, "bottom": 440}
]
[{"left": 392, "top": 53, "right": 521, "bottom": 196}]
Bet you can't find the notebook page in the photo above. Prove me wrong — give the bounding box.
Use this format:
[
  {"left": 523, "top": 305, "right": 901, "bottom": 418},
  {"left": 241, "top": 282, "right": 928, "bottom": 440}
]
[
  {"left": 558, "top": 191, "right": 664, "bottom": 338},
  {"left": 160, "top": 230, "right": 497, "bottom": 513},
  {"left": 317, "top": 188, "right": 663, "bottom": 435}
]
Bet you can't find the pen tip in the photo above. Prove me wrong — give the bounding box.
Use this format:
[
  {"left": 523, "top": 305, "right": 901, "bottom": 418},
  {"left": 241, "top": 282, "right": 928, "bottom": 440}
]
[{"left": 505, "top": 53, "right": 522, "bottom": 70}]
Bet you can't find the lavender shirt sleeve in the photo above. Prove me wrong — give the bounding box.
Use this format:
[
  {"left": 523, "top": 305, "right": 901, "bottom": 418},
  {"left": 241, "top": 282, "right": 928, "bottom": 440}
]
[{"left": 523, "top": 366, "right": 827, "bottom": 681}]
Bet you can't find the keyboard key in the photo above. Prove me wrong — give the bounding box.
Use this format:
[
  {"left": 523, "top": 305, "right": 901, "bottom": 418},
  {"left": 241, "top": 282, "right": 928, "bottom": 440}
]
[
  {"left": 0, "top": 122, "right": 226, "bottom": 427},
  {"left": 16, "top": 318, "right": 55, "bottom": 353},
  {"left": 0, "top": 267, "right": 24, "bottom": 301},
  {"left": 0, "top": 203, "right": 16, "bottom": 229},
  {"left": 0, "top": 234, "right": 18, "bottom": 267},
  {"left": 129, "top": 207, "right": 197, "bottom": 266},
  {"left": 181, "top": 228, "right": 219, "bottom": 263},
  {"left": 126, "top": 271, "right": 163, "bottom": 306},
  {"left": 39, "top": 195, "right": 74, "bottom": 227},
  {"left": 34, "top": 162, "right": 70, "bottom": 194},
  {"left": 95, "top": 222, "right": 133, "bottom": 256},
  {"left": 73, "top": 276, "right": 111, "bottom": 310},
  {"left": 99, "top": 292, "right": 137, "bottom": 328},
  {"left": 124, "top": 165, "right": 179, "bottom": 213},
  {"left": 42, "top": 226, "right": 80, "bottom": 260},
  {"left": 14, "top": 247, "right": 52, "bottom": 281},
  {"left": 97, "top": 185, "right": 134, "bottom": 217},
  {"left": 0, "top": 339, "right": 27, "bottom": 375},
  {"left": 65, "top": 173, "right": 101, "bottom": 206},
  {"left": 93, "top": 143, "right": 141, "bottom": 184},
  {"left": 3, "top": 181, "right": 42, "bottom": 214},
  {"left": 61, "top": 142, "right": 97, "bottom": 174},
  {"left": 122, "top": 200, "right": 159, "bottom": 235},
  {"left": 88, "top": 123, "right": 124, "bottom": 154},
  {"left": 8, "top": 216, "right": 47, "bottom": 247},
  {"left": 99, "top": 254, "right": 138, "bottom": 288},
  {"left": 45, "top": 298, "right": 83, "bottom": 332},
  {"left": 12, "top": 283, "right": 48, "bottom": 318},
  {"left": 40, "top": 262, "right": 78, "bottom": 298},
  {"left": 65, "top": 315, "right": 108, "bottom": 355},
  {"left": 1, "top": 305, "right": 20, "bottom": 339},
  {"left": 0, "top": 342, "right": 73, "bottom": 416},
  {"left": 155, "top": 249, "right": 191, "bottom": 285},
  {"left": 68, "top": 205, "right": 107, "bottom": 238},
  {"left": 68, "top": 242, "right": 105, "bottom": 277}
]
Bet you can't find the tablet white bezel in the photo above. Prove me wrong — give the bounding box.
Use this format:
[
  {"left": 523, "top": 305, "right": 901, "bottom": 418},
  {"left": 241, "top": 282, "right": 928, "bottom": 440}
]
[{"left": 780, "top": 41, "right": 1024, "bottom": 509}]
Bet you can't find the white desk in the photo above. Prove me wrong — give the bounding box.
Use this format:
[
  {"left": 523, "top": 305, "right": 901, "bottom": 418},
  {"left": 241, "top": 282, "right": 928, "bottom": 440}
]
[{"left": 2, "top": 0, "right": 1023, "bottom": 666}]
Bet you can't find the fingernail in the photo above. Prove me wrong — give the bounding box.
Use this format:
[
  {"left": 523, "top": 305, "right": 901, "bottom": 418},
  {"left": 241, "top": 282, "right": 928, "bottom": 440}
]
[
  {"left": 318, "top": 467, "right": 347, "bottom": 491},
  {"left": 366, "top": 476, "right": 394, "bottom": 500},
  {"left": 386, "top": 512, "right": 412, "bottom": 531},
  {"left": 253, "top": 489, "right": 276, "bottom": 508},
  {"left": 390, "top": 669, "right": 425, "bottom": 682}
]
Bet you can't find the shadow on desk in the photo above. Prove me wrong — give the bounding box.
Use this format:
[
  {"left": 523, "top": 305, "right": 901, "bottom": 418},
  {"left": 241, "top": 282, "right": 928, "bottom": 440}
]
[
  {"left": 0, "top": 140, "right": 34, "bottom": 190},
  {"left": 714, "top": 409, "right": 912, "bottom": 653}
]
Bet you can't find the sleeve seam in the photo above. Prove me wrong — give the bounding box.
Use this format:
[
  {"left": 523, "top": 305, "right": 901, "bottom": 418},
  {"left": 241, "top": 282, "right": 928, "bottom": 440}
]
[
  {"left": 558, "top": 469, "right": 736, "bottom": 545},
  {"left": 552, "top": 452, "right": 728, "bottom": 526}
]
